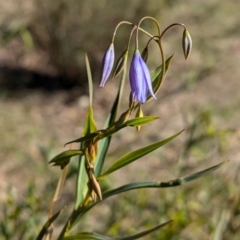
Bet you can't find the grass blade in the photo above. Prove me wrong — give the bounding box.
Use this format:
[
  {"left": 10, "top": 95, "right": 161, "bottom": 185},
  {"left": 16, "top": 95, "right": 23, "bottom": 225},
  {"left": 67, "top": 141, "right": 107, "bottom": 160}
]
[
  {"left": 62, "top": 220, "right": 172, "bottom": 240},
  {"left": 102, "top": 161, "right": 227, "bottom": 199},
  {"left": 85, "top": 53, "right": 93, "bottom": 105},
  {"left": 120, "top": 220, "right": 172, "bottom": 240},
  {"left": 63, "top": 232, "right": 117, "bottom": 240},
  {"left": 36, "top": 208, "right": 64, "bottom": 240},
  {"left": 123, "top": 116, "right": 159, "bottom": 127}
]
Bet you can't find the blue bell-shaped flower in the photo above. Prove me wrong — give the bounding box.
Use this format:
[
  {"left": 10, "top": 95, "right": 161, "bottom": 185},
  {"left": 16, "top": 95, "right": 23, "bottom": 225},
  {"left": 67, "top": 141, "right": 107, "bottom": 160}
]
[{"left": 129, "top": 49, "right": 156, "bottom": 103}]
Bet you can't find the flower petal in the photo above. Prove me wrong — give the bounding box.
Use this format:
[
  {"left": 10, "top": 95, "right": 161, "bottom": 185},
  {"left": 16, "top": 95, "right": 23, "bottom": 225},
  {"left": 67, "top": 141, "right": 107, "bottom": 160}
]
[{"left": 139, "top": 55, "right": 156, "bottom": 100}]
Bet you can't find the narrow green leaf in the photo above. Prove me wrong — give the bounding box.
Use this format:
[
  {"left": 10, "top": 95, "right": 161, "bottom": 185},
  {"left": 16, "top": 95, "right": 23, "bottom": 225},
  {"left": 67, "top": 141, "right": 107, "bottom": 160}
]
[
  {"left": 63, "top": 220, "right": 172, "bottom": 240},
  {"left": 63, "top": 232, "right": 117, "bottom": 240},
  {"left": 151, "top": 55, "right": 174, "bottom": 82},
  {"left": 149, "top": 54, "right": 174, "bottom": 99},
  {"left": 99, "top": 130, "right": 184, "bottom": 179},
  {"left": 85, "top": 53, "right": 93, "bottom": 106},
  {"left": 46, "top": 166, "right": 69, "bottom": 240},
  {"left": 74, "top": 155, "right": 89, "bottom": 209},
  {"left": 123, "top": 116, "right": 159, "bottom": 127},
  {"left": 94, "top": 115, "right": 116, "bottom": 177},
  {"left": 177, "top": 161, "right": 227, "bottom": 183},
  {"left": 65, "top": 117, "right": 158, "bottom": 148},
  {"left": 36, "top": 208, "right": 64, "bottom": 240},
  {"left": 74, "top": 55, "right": 97, "bottom": 209},
  {"left": 75, "top": 107, "right": 97, "bottom": 209},
  {"left": 102, "top": 161, "right": 226, "bottom": 199},
  {"left": 120, "top": 220, "right": 172, "bottom": 240},
  {"left": 65, "top": 132, "right": 99, "bottom": 146},
  {"left": 52, "top": 166, "right": 69, "bottom": 212},
  {"left": 94, "top": 63, "right": 127, "bottom": 177},
  {"left": 95, "top": 116, "right": 159, "bottom": 142},
  {"left": 49, "top": 150, "right": 83, "bottom": 168},
  {"left": 83, "top": 107, "right": 98, "bottom": 135}
]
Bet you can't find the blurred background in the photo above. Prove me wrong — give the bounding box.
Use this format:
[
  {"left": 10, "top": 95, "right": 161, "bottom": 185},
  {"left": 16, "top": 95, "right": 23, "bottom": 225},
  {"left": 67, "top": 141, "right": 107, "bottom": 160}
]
[{"left": 0, "top": 0, "right": 240, "bottom": 239}]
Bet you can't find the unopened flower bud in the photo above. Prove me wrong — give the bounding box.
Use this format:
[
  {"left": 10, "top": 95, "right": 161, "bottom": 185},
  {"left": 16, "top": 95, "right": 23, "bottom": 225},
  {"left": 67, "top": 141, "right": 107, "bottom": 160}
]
[
  {"left": 112, "top": 50, "right": 128, "bottom": 79},
  {"left": 182, "top": 29, "right": 192, "bottom": 60},
  {"left": 100, "top": 43, "right": 115, "bottom": 87},
  {"left": 141, "top": 46, "right": 148, "bottom": 63},
  {"left": 89, "top": 171, "right": 102, "bottom": 201}
]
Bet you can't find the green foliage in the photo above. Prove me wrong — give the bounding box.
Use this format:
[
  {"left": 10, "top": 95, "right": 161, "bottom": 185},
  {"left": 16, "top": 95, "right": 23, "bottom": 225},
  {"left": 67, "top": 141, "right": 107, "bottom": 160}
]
[{"left": 0, "top": 183, "right": 48, "bottom": 239}]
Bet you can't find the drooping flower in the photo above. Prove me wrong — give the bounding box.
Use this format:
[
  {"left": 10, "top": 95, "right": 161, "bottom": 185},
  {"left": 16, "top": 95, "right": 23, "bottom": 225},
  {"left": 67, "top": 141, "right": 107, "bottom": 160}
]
[
  {"left": 100, "top": 43, "right": 115, "bottom": 87},
  {"left": 129, "top": 49, "right": 156, "bottom": 103},
  {"left": 182, "top": 29, "right": 192, "bottom": 60}
]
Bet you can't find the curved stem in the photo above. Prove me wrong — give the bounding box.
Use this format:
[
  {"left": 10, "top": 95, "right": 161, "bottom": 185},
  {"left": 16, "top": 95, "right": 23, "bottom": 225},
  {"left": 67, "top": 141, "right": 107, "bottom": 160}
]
[
  {"left": 157, "top": 37, "right": 165, "bottom": 91},
  {"left": 154, "top": 23, "right": 187, "bottom": 94},
  {"left": 160, "top": 23, "right": 186, "bottom": 39},
  {"left": 127, "top": 25, "right": 137, "bottom": 51},
  {"left": 136, "top": 16, "right": 161, "bottom": 49},
  {"left": 146, "top": 35, "right": 160, "bottom": 48},
  {"left": 136, "top": 17, "right": 166, "bottom": 97},
  {"left": 111, "top": 21, "right": 133, "bottom": 43},
  {"left": 138, "top": 26, "right": 156, "bottom": 39},
  {"left": 112, "top": 19, "right": 156, "bottom": 46}
]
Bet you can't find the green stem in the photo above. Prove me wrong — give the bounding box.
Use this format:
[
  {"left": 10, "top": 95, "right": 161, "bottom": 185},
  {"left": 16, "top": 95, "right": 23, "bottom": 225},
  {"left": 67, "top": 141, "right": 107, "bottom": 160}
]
[
  {"left": 135, "top": 17, "right": 166, "bottom": 96},
  {"left": 111, "top": 21, "right": 133, "bottom": 43},
  {"left": 112, "top": 20, "right": 156, "bottom": 45},
  {"left": 136, "top": 16, "right": 161, "bottom": 49},
  {"left": 160, "top": 23, "right": 186, "bottom": 39}
]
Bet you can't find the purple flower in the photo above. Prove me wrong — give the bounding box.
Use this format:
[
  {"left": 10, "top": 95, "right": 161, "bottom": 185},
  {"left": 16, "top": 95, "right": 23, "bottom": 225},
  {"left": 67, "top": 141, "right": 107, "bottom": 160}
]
[
  {"left": 129, "top": 50, "right": 156, "bottom": 103},
  {"left": 100, "top": 43, "right": 115, "bottom": 87}
]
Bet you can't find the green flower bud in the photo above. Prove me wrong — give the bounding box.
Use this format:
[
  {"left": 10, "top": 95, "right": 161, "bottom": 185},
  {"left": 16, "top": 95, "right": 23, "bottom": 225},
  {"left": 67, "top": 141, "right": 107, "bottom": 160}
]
[
  {"left": 112, "top": 50, "right": 128, "bottom": 79},
  {"left": 182, "top": 29, "right": 192, "bottom": 60},
  {"left": 141, "top": 46, "right": 149, "bottom": 63}
]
